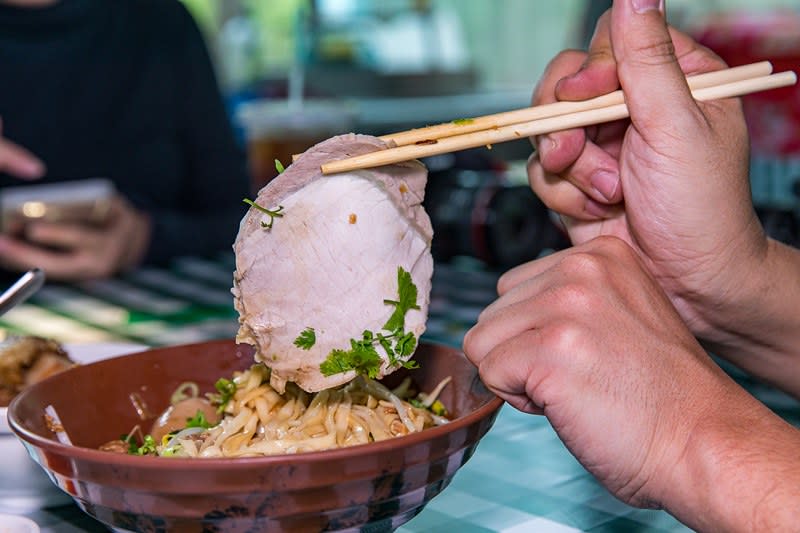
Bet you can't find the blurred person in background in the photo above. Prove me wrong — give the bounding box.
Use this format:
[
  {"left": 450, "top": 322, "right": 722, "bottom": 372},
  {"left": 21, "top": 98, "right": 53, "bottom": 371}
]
[
  {"left": 464, "top": 0, "right": 800, "bottom": 530},
  {"left": 0, "top": 0, "right": 250, "bottom": 281}
]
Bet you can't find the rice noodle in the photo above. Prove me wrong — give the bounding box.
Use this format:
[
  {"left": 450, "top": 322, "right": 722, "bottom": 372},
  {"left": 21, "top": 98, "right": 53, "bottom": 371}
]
[
  {"left": 149, "top": 364, "right": 450, "bottom": 458},
  {"left": 419, "top": 376, "right": 452, "bottom": 408}
]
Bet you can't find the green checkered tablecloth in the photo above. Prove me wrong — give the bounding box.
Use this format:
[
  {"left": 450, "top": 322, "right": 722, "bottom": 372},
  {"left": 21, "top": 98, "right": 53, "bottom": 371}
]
[{"left": 2, "top": 255, "right": 798, "bottom": 532}]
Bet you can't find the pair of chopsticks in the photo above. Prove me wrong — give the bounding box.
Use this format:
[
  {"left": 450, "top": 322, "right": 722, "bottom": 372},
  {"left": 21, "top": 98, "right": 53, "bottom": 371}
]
[{"left": 320, "top": 61, "right": 796, "bottom": 175}]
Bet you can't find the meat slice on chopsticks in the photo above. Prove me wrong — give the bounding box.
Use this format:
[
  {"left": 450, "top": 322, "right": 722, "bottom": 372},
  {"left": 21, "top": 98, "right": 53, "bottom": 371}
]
[{"left": 233, "top": 134, "right": 433, "bottom": 393}]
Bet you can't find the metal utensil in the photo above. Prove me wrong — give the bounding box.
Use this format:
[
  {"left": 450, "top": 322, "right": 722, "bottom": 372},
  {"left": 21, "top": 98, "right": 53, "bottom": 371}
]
[{"left": 0, "top": 268, "right": 45, "bottom": 316}]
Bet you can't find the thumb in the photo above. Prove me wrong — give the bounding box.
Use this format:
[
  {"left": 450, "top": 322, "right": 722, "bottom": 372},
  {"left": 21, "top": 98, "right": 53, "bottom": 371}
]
[{"left": 611, "top": 0, "right": 702, "bottom": 138}]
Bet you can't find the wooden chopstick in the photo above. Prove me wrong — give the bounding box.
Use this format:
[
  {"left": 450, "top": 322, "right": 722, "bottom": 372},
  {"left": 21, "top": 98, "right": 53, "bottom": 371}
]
[
  {"left": 380, "top": 60, "right": 774, "bottom": 148},
  {"left": 321, "top": 69, "right": 796, "bottom": 175},
  {"left": 290, "top": 61, "right": 772, "bottom": 163}
]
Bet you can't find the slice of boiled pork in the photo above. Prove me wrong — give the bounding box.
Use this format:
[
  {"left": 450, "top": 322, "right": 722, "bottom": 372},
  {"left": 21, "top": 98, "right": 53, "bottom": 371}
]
[{"left": 233, "top": 134, "right": 433, "bottom": 393}]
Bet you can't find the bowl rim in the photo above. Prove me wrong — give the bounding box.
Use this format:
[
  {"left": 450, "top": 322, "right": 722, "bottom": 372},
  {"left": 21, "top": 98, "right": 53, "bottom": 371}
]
[{"left": 8, "top": 340, "right": 504, "bottom": 469}]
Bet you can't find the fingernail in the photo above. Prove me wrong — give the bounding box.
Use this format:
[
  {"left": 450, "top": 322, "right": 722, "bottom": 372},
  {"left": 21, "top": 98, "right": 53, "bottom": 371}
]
[
  {"left": 590, "top": 170, "right": 619, "bottom": 202},
  {"left": 632, "top": 0, "right": 663, "bottom": 14},
  {"left": 538, "top": 135, "right": 556, "bottom": 153}
]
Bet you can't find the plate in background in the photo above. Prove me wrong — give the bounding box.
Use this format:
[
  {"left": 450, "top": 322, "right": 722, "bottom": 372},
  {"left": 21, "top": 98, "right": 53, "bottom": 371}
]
[
  {"left": 1, "top": 342, "right": 147, "bottom": 434},
  {"left": 0, "top": 342, "right": 147, "bottom": 514}
]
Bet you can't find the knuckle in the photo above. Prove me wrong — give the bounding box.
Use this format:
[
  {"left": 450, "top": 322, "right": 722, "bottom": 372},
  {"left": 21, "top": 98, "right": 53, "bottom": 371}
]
[
  {"left": 496, "top": 274, "right": 514, "bottom": 296},
  {"left": 553, "top": 281, "right": 599, "bottom": 315},
  {"left": 540, "top": 319, "right": 584, "bottom": 355},
  {"left": 586, "top": 45, "right": 614, "bottom": 66},
  {"left": 558, "top": 250, "right": 610, "bottom": 282},
  {"left": 462, "top": 324, "right": 487, "bottom": 362},
  {"left": 595, "top": 234, "right": 634, "bottom": 257},
  {"left": 629, "top": 36, "right": 676, "bottom": 67}
]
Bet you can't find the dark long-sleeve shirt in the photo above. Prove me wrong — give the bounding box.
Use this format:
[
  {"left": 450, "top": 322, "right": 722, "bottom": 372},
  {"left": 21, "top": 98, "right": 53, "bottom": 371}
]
[{"left": 0, "top": 0, "right": 250, "bottom": 266}]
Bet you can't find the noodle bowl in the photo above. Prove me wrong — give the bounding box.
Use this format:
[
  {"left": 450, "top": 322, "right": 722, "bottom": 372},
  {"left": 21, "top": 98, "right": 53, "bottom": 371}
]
[{"left": 8, "top": 339, "right": 502, "bottom": 532}]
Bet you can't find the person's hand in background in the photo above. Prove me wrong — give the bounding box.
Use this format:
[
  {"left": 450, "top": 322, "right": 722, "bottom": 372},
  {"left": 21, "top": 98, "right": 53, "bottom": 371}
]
[
  {"left": 527, "top": 0, "right": 800, "bottom": 395},
  {"left": 0, "top": 119, "right": 150, "bottom": 281},
  {"left": 463, "top": 236, "right": 800, "bottom": 532},
  {"left": 0, "top": 118, "right": 45, "bottom": 180},
  {"left": 0, "top": 195, "right": 151, "bottom": 281}
]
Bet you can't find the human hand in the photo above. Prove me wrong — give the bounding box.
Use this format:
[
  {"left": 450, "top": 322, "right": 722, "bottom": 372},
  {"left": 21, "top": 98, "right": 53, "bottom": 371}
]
[
  {"left": 0, "top": 118, "right": 45, "bottom": 179},
  {"left": 0, "top": 195, "right": 151, "bottom": 281},
  {"left": 462, "top": 236, "right": 800, "bottom": 529},
  {"left": 528, "top": 0, "right": 766, "bottom": 339}
]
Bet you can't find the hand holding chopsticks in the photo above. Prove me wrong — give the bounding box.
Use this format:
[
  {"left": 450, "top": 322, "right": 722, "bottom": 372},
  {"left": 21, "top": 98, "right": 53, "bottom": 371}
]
[{"left": 320, "top": 61, "right": 796, "bottom": 175}]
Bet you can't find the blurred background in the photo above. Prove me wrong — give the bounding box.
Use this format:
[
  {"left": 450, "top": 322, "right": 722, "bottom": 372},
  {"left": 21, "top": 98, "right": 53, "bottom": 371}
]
[{"left": 186, "top": 0, "right": 800, "bottom": 269}]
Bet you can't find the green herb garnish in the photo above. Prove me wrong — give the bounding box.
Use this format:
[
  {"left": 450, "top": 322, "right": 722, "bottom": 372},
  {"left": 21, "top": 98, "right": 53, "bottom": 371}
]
[
  {"left": 319, "top": 266, "right": 421, "bottom": 378},
  {"left": 120, "top": 432, "right": 157, "bottom": 455},
  {"left": 294, "top": 327, "right": 316, "bottom": 350},
  {"left": 185, "top": 409, "right": 213, "bottom": 429},
  {"left": 214, "top": 377, "right": 237, "bottom": 413},
  {"left": 243, "top": 198, "right": 284, "bottom": 229},
  {"left": 383, "top": 266, "right": 420, "bottom": 331},
  {"left": 275, "top": 159, "right": 285, "bottom": 173},
  {"left": 320, "top": 332, "right": 383, "bottom": 379},
  {"left": 132, "top": 435, "right": 157, "bottom": 456},
  {"left": 452, "top": 118, "right": 475, "bottom": 125}
]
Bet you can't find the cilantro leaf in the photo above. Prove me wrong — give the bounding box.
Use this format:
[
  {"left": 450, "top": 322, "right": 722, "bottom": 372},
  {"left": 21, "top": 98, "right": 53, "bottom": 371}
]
[
  {"left": 383, "top": 267, "right": 420, "bottom": 331},
  {"left": 401, "top": 358, "right": 419, "bottom": 370},
  {"left": 395, "top": 331, "right": 417, "bottom": 357},
  {"left": 319, "top": 348, "right": 349, "bottom": 376},
  {"left": 320, "top": 336, "right": 382, "bottom": 379},
  {"left": 275, "top": 159, "right": 285, "bottom": 174},
  {"left": 377, "top": 332, "right": 395, "bottom": 363},
  {"left": 293, "top": 327, "right": 316, "bottom": 350},
  {"left": 319, "top": 266, "right": 422, "bottom": 379}
]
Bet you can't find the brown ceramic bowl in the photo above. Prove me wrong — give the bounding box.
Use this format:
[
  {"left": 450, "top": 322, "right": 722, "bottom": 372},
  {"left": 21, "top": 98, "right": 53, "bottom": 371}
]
[{"left": 8, "top": 339, "right": 502, "bottom": 532}]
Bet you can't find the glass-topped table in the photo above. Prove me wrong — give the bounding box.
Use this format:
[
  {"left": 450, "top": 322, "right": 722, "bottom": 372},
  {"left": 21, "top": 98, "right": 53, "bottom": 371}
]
[{"left": 2, "top": 255, "right": 797, "bottom": 532}]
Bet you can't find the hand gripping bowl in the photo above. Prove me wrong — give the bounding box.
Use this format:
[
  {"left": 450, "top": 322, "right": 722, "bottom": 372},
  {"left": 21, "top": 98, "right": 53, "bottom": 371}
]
[{"left": 8, "top": 339, "right": 502, "bottom": 532}]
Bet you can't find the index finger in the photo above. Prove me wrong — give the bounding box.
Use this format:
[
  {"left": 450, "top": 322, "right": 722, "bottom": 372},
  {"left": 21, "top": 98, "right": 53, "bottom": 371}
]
[
  {"left": 555, "top": 10, "right": 619, "bottom": 101},
  {"left": 0, "top": 137, "right": 45, "bottom": 179},
  {"left": 497, "top": 246, "right": 576, "bottom": 296},
  {"left": 531, "top": 49, "right": 589, "bottom": 171}
]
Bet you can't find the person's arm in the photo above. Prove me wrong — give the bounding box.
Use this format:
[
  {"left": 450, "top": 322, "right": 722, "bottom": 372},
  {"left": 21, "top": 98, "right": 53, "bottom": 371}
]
[
  {"left": 143, "top": 2, "right": 250, "bottom": 265},
  {"left": 463, "top": 236, "right": 800, "bottom": 533},
  {"left": 665, "top": 392, "right": 800, "bottom": 532},
  {"left": 697, "top": 240, "right": 800, "bottom": 397},
  {"left": 525, "top": 0, "right": 800, "bottom": 395}
]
